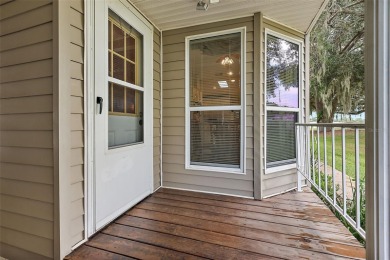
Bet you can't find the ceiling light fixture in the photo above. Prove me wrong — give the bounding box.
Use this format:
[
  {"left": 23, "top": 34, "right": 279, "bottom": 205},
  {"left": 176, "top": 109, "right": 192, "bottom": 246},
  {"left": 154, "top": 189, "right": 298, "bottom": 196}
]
[
  {"left": 196, "top": 0, "right": 208, "bottom": 11},
  {"left": 221, "top": 56, "right": 234, "bottom": 65},
  {"left": 218, "top": 81, "right": 229, "bottom": 88}
]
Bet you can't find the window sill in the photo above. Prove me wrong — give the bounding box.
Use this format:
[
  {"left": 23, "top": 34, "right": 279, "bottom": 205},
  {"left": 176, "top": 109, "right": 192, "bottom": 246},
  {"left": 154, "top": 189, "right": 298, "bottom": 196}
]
[
  {"left": 265, "top": 163, "right": 296, "bottom": 174},
  {"left": 186, "top": 164, "right": 245, "bottom": 175}
]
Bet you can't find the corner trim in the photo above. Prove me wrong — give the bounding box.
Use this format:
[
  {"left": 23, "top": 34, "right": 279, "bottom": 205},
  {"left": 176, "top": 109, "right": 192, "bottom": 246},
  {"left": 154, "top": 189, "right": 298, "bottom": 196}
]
[{"left": 53, "top": 0, "right": 72, "bottom": 258}]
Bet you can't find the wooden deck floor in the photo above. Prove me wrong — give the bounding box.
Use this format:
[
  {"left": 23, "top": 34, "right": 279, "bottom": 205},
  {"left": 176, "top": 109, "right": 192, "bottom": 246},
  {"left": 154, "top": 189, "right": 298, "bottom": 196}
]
[{"left": 66, "top": 188, "right": 366, "bottom": 259}]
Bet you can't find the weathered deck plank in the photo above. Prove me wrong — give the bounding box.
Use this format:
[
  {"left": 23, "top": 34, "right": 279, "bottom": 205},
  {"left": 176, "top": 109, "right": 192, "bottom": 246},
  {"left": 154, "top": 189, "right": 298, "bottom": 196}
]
[
  {"left": 66, "top": 188, "right": 365, "bottom": 260},
  {"left": 64, "top": 245, "right": 136, "bottom": 260},
  {"left": 126, "top": 208, "right": 365, "bottom": 258},
  {"left": 103, "top": 223, "right": 276, "bottom": 259},
  {"left": 153, "top": 191, "right": 342, "bottom": 225}
]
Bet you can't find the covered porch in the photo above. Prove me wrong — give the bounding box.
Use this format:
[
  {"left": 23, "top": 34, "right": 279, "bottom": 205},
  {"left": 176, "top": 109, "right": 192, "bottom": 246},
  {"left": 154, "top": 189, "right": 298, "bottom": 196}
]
[{"left": 66, "top": 188, "right": 365, "bottom": 259}]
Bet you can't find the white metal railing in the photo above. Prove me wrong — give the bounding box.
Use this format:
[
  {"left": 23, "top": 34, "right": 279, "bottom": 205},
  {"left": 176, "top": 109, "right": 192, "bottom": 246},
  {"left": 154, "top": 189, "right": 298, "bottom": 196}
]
[{"left": 296, "top": 123, "right": 366, "bottom": 239}]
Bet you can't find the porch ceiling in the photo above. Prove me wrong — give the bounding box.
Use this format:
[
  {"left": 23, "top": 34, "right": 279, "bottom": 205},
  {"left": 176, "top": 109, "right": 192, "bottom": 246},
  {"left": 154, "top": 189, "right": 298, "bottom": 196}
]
[{"left": 129, "top": 0, "right": 327, "bottom": 33}]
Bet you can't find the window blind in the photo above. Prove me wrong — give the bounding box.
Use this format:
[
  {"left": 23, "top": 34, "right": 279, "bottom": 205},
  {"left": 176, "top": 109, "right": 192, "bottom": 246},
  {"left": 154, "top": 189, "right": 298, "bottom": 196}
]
[
  {"left": 190, "top": 110, "right": 241, "bottom": 168},
  {"left": 266, "top": 111, "right": 297, "bottom": 168}
]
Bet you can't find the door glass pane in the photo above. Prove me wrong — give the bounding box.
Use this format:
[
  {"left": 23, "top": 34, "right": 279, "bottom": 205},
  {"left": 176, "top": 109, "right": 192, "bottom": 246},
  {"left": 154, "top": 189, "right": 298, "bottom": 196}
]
[
  {"left": 266, "top": 34, "right": 299, "bottom": 108},
  {"left": 113, "top": 24, "right": 125, "bottom": 56},
  {"left": 126, "top": 61, "right": 135, "bottom": 84},
  {"left": 112, "top": 83, "right": 125, "bottom": 113},
  {"left": 113, "top": 54, "right": 125, "bottom": 81},
  {"left": 266, "top": 111, "right": 297, "bottom": 167},
  {"left": 190, "top": 110, "right": 241, "bottom": 168},
  {"left": 126, "top": 34, "right": 136, "bottom": 61},
  {"left": 189, "top": 33, "right": 241, "bottom": 107},
  {"left": 108, "top": 10, "right": 143, "bottom": 87},
  {"left": 108, "top": 83, "right": 144, "bottom": 148}
]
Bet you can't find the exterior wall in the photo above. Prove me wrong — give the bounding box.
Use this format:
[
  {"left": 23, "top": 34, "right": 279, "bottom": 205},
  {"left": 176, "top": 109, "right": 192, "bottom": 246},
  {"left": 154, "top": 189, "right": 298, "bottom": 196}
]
[
  {"left": 162, "top": 17, "right": 255, "bottom": 198},
  {"left": 68, "top": 0, "right": 85, "bottom": 248},
  {"left": 261, "top": 18, "right": 307, "bottom": 197},
  {"left": 0, "top": 0, "right": 55, "bottom": 259},
  {"left": 153, "top": 28, "right": 162, "bottom": 190}
]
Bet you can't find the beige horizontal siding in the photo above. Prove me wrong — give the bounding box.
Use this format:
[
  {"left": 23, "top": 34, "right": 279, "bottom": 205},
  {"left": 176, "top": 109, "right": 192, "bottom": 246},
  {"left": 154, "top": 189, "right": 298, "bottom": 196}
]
[
  {"left": 162, "top": 17, "right": 254, "bottom": 198},
  {"left": 0, "top": 163, "right": 53, "bottom": 184},
  {"left": 0, "top": 113, "right": 53, "bottom": 131},
  {"left": 0, "top": 3, "right": 52, "bottom": 36},
  {"left": 0, "top": 242, "right": 52, "bottom": 260},
  {"left": 0, "top": 1, "right": 54, "bottom": 259},
  {"left": 0, "top": 131, "right": 53, "bottom": 148},
  {"left": 261, "top": 18, "right": 306, "bottom": 197},
  {"left": 68, "top": 0, "right": 85, "bottom": 248},
  {"left": 0, "top": 77, "right": 53, "bottom": 99},
  {"left": 0, "top": 22, "right": 53, "bottom": 52},
  {"left": 0, "top": 227, "right": 52, "bottom": 258},
  {"left": 0, "top": 194, "right": 53, "bottom": 221}
]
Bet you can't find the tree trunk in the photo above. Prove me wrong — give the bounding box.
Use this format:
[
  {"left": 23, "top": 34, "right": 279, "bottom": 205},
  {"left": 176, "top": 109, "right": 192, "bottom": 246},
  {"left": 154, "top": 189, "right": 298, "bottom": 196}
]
[{"left": 316, "top": 100, "right": 336, "bottom": 123}]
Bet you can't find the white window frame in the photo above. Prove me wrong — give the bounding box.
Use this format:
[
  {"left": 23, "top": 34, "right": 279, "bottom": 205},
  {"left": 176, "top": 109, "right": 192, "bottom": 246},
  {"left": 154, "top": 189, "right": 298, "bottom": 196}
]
[
  {"left": 264, "top": 29, "right": 303, "bottom": 174},
  {"left": 185, "top": 27, "right": 246, "bottom": 174}
]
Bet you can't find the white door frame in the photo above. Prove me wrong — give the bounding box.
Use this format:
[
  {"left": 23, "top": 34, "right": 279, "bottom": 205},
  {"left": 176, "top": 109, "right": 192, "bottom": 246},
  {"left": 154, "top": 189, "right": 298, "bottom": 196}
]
[{"left": 84, "top": 0, "right": 155, "bottom": 238}]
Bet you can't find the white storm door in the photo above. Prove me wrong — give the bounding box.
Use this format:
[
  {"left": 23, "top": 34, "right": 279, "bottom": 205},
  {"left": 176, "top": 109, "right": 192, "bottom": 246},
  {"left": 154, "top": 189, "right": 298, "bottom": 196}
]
[{"left": 94, "top": 0, "right": 153, "bottom": 231}]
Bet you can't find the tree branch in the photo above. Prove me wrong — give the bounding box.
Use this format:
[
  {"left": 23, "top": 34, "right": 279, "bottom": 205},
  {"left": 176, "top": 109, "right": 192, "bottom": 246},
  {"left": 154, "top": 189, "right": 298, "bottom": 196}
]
[{"left": 339, "top": 31, "right": 364, "bottom": 54}]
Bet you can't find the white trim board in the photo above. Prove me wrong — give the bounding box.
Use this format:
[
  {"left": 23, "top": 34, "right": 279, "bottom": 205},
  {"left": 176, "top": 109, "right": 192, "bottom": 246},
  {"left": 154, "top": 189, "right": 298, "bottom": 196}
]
[{"left": 161, "top": 186, "right": 255, "bottom": 200}]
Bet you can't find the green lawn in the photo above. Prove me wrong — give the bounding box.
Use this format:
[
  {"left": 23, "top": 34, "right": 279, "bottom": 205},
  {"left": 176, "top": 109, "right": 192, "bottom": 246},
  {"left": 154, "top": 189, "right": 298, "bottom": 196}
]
[{"left": 314, "top": 129, "right": 365, "bottom": 180}]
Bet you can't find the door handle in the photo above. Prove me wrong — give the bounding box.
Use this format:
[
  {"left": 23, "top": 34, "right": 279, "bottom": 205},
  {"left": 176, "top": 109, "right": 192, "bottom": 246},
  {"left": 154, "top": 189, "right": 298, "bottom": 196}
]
[{"left": 96, "top": 96, "right": 103, "bottom": 114}]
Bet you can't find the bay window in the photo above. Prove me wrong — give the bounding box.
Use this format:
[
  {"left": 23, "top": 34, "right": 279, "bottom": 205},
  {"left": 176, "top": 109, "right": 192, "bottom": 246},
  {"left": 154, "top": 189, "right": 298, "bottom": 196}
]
[
  {"left": 265, "top": 31, "right": 301, "bottom": 170},
  {"left": 185, "top": 29, "right": 245, "bottom": 173}
]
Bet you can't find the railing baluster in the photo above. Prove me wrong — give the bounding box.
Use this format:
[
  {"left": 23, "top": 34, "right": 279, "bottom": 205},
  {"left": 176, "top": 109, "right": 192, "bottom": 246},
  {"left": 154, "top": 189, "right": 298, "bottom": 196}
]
[
  {"left": 317, "top": 126, "right": 321, "bottom": 190},
  {"left": 311, "top": 127, "right": 315, "bottom": 184},
  {"left": 324, "top": 127, "right": 328, "bottom": 197},
  {"left": 355, "top": 128, "right": 361, "bottom": 229},
  {"left": 342, "top": 127, "right": 347, "bottom": 216},
  {"left": 332, "top": 127, "right": 336, "bottom": 206},
  {"left": 307, "top": 127, "right": 311, "bottom": 181},
  {"left": 296, "top": 125, "right": 302, "bottom": 191}
]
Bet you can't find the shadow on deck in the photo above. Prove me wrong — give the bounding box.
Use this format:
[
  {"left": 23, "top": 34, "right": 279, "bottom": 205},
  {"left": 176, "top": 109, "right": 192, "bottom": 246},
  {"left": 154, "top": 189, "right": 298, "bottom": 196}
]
[{"left": 65, "top": 187, "right": 365, "bottom": 259}]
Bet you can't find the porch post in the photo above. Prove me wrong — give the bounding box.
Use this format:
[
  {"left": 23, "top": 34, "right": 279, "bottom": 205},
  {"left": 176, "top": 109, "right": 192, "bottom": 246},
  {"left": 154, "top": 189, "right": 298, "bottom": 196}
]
[
  {"left": 253, "top": 12, "right": 263, "bottom": 199},
  {"left": 365, "top": 0, "right": 390, "bottom": 258}
]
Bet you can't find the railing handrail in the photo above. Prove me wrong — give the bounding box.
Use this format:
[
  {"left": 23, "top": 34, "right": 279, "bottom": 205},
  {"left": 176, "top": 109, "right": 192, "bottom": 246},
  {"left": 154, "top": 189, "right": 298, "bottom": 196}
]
[{"left": 296, "top": 123, "right": 365, "bottom": 128}]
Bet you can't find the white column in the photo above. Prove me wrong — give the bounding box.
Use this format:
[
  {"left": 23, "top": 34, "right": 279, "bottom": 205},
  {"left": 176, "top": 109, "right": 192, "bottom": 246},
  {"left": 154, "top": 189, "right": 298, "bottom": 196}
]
[{"left": 365, "top": 0, "right": 390, "bottom": 258}]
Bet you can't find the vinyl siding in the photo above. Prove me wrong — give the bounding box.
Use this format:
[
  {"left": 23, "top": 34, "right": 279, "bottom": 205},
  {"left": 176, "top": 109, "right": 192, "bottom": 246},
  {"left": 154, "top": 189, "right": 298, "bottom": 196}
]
[
  {"left": 153, "top": 28, "right": 162, "bottom": 190},
  {"left": 162, "top": 17, "right": 255, "bottom": 198},
  {"left": 68, "top": 0, "right": 85, "bottom": 247},
  {"left": 261, "top": 18, "right": 306, "bottom": 197},
  {"left": 0, "top": 0, "right": 54, "bottom": 259}
]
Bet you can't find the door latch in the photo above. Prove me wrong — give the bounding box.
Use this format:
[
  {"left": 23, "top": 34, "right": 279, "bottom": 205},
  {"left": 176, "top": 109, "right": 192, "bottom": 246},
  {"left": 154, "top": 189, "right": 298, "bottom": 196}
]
[{"left": 96, "top": 96, "right": 103, "bottom": 114}]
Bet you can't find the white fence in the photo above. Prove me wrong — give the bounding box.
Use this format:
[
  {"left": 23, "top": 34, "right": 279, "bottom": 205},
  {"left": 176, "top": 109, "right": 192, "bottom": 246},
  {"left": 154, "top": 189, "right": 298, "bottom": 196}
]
[{"left": 296, "top": 123, "right": 366, "bottom": 239}]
